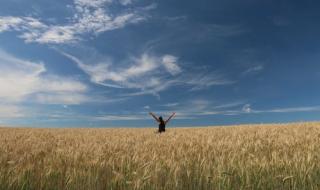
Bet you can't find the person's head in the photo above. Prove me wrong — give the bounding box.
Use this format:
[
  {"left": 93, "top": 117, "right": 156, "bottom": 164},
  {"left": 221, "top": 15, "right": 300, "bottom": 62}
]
[{"left": 159, "top": 116, "right": 164, "bottom": 122}]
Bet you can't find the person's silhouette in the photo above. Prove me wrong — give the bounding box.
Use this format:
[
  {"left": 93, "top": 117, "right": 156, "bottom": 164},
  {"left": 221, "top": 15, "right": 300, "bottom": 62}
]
[{"left": 149, "top": 112, "right": 176, "bottom": 133}]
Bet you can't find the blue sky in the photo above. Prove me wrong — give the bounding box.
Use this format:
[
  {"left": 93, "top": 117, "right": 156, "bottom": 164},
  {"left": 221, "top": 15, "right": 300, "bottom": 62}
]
[{"left": 0, "top": 0, "right": 320, "bottom": 127}]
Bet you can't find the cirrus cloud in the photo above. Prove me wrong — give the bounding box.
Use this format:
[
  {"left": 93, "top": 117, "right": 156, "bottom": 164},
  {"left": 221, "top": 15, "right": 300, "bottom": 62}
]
[
  {"left": 0, "top": 49, "right": 88, "bottom": 105},
  {"left": 59, "top": 50, "right": 233, "bottom": 97},
  {"left": 0, "top": 0, "right": 152, "bottom": 44}
]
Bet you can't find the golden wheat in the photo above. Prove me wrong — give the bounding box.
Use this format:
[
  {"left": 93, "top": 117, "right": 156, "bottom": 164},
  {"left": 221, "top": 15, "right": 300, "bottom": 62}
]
[{"left": 1, "top": 122, "right": 320, "bottom": 189}]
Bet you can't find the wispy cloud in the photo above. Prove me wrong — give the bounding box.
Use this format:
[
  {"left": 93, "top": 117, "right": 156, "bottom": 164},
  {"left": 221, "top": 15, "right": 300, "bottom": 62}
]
[
  {"left": 162, "top": 55, "right": 181, "bottom": 75},
  {"left": 144, "top": 105, "right": 150, "bottom": 109},
  {"left": 200, "top": 105, "right": 320, "bottom": 116},
  {"left": 0, "top": 49, "right": 88, "bottom": 105},
  {"left": 242, "top": 65, "right": 264, "bottom": 76},
  {"left": 0, "top": 104, "right": 25, "bottom": 118},
  {"left": 0, "top": 16, "right": 47, "bottom": 33},
  {"left": 60, "top": 51, "right": 233, "bottom": 97},
  {"left": 35, "top": 93, "right": 89, "bottom": 105},
  {"left": 74, "top": 0, "right": 112, "bottom": 8},
  {"left": 119, "top": 0, "right": 133, "bottom": 6},
  {"left": 60, "top": 51, "right": 179, "bottom": 93},
  {"left": 93, "top": 112, "right": 192, "bottom": 121},
  {"left": 261, "top": 106, "right": 320, "bottom": 113},
  {"left": 212, "top": 101, "right": 244, "bottom": 109},
  {"left": 0, "top": 0, "right": 152, "bottom": 44},
  {"left": 143, "top": 23, "right": 245, "bottom": 53},
  {"left": 184, "top": 72, "right": 235, "bottom": 91},
  {"left": 153, "top": 99, "right": 213, "bottom": 115},
  {"left": 94, "top": 114, "right": 148, "bottom": 121},
  {"left": 162, "top": 102, "right": 180, "bottom": 107},
  {"left": 242, "top": 104, "right": 251, "bottom": 113}
]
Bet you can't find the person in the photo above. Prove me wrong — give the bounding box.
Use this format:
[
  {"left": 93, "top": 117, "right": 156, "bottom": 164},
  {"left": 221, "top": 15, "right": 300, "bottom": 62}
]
[{"left": 149, "top": 112, "right": 176, "bottom": 133}]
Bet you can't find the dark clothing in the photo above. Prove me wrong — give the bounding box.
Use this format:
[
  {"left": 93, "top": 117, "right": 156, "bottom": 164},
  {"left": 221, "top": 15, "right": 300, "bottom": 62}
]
[{"left": 159, "top": 121, "right": 166, "bottom": 133}]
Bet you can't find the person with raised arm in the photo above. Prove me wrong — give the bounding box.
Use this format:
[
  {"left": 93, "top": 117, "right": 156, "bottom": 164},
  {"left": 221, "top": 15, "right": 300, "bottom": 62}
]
[{"left": 149, "top": 112, "right": 176, "bottom": 133}]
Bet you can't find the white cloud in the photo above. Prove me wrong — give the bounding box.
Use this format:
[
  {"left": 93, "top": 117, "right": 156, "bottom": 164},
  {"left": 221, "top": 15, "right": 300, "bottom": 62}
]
[
  {"left": 190, "top": 100, "right": 210, "bottom": 111},
  {"left": 144, "top": 105, "right": 150, "bottom": 109},
  {"left": 265, "top": 106, "right": 320, "bottom": 113},
  {"left": 61, "top": 51, "right": 179, "bottom": 94},
  {"left": 0, "top": 104, "right": 25, "bottom": 118},
  {"left": 74, "top": 0, "right": 112, "bottom": 8},
  {"left": 242, "top": 65, "right": 264, "bottom": 76},
  {"left": 0, "top": 51, "right": 45, "bottom": 102},
  {"left": 184, "top": 72, "right": 235, "bottom": 91},
  {"left": 59, "top": 52, "right": 124, "bottom": 88},
  {"left": 162, "top": 55, "right": 181, "bottom": 75},
  {"left": 123, "top": 79, "right": 176, "bottom": 97},
  {"left": 0, "top": 17, "right": 47, "bottom": 33},
  {"left": 0, "top": 49, "right": 88, "bottom": 105},
  {"left": 158, "top": 100, "right": 243, "bottom": 117},
  {"left": 34, "top": 26, "right": 77, "bottom": 44},
  {"left": 242, "top": 104, "right": 251, "bottom": 113},
  {"left": 60, "top": 51, "right": 126, "bottom": 88},
  {"left": 202, "top": 104, "right": 320, "bottom": 116},
  {"left": 60, "top": 51, "right": 234, "bottom": 97},
  {"left": 94, "top": 114, "right": 147, "bottom": 121},
  {"left": 119, "top": 0, "right": 133, "bottom": 5},
  {"left": 0, "top": 17, "right": 23, "bottom": 32},
  {"left": 159, "top": 99, "right": 212, "bottom": 115},
  {"left": 162, "top": 102, "right": 179, "bottom": 107},
  {"left": 39, "top": 76, "right": 87, "bottom": 93},
  {"left": 0, "top": 0, "right": 150, "bottom": 44},
  {"left": 35, "top": 93, "right": 88, "bottom": 105},
  {"left": 124, "top": 54, "right": 159, "bottom": 78},
  {"left": 212, "top": 101, "right": 244, "bottom": 109}
]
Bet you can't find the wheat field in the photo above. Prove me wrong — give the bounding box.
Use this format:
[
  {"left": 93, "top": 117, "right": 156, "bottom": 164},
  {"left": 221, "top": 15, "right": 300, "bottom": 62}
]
[{"left": 1, "top": 123, "right": 320, "bottom": 190}]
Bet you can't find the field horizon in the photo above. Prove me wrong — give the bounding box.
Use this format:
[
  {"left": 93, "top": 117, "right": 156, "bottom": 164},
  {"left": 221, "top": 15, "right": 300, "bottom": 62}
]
[{"left": 1, "top": 121, "right": 318, "bottom": 129}]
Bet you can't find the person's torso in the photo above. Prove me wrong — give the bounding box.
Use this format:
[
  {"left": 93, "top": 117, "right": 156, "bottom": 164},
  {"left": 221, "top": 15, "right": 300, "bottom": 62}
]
[{"left": 159, "top": 121, "right": 165, "bottom": 128}]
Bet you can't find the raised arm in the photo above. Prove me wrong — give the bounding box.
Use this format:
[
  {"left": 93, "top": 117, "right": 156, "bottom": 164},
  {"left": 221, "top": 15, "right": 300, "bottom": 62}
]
[
  {"left": 149, "top": 112, "right": 160, "bottom": 122},
  {"left": 165, "top": 112, "right": 176, "bottom": 124}
]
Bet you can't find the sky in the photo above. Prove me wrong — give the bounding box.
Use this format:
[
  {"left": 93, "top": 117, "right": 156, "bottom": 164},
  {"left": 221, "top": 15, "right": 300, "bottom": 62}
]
[{"left": 0, "top": 0, "right": 320, "bottom": 127}]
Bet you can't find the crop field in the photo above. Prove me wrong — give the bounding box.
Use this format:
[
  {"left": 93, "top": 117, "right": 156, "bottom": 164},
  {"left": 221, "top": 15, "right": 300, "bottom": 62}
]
[{"left": 1, "top": 123, "right": 320, "bottom": 190}]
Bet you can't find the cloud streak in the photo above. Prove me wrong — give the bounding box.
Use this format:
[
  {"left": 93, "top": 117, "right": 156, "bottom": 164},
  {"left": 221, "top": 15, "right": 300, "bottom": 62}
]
[
  {"left": 60, "top": 51, "right": 233, "bottom": 97},
  {"left": 199, "top": 105, "right": 320, "bottom": 116},
  {"left": 60, "top": 51, "right": 181, "bottom": 95},
  {"left": 61, "top": 51, "right": 174, "bottom": 89},
  {"left": 94, "top": 114, "right": 148, "bottom": 121},
  {"left": 242, "top": 65, "right": 264, "bottom": 76}
]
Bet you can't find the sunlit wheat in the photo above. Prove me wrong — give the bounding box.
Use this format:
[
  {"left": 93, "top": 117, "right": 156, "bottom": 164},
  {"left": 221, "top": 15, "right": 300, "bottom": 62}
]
[{"left": 0, "top": 122, "right": 320, "bottom": 189}]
